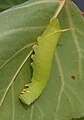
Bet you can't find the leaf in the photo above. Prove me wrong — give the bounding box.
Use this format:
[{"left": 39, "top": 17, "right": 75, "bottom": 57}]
[
  {"left": 0, "top": 0, "right": 28, "bottom": 12},
  {"left": 52, "top": 0, "right": 84, "bottom": 120},
  {"left": 0, "top": 0, "right": 63, "bottom": 120},
  {"left": 0, "top": 0, "right": 84, "bottom": 120}
]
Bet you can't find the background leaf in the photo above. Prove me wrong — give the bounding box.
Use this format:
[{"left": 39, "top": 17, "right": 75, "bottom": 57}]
[
  {"left": 0, "top": 0, "right": 62, "bottom": 120},
  {"left": 0, "top": 0, "right": 84, "bottom": 120},
  {"left": 0, "top": 0, "right": 28, "bottom": 12},
  {"left": 55, "top": 1, "right": 84, "bottom": 119}
]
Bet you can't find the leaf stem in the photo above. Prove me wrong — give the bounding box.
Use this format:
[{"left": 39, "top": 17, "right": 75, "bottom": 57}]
[{"left": 54, "top": 0, "right": 66, "bottom": 18}]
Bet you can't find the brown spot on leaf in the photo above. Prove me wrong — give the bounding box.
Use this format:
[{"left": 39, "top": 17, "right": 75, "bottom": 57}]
[{"left": 71, "top": 75, "right": 76, "bottom": 80}]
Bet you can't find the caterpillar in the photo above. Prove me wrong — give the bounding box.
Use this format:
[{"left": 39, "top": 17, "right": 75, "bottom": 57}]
[{"left": 19, "top": 18, "right": 69, "bottom": 105}]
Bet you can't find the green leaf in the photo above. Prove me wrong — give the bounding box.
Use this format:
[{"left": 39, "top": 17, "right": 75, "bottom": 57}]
[
  {"left": 55, "top": 1, "right": 84, "bottom": 119},
  {"left": 0, "top": 0, "right": 84, "bottom": 120},
  {"left": 0, "top": 0, "right": 62, "bottom": 120},
  {"left": 0, "top": 0, "right": 28, "bottom": 12}
]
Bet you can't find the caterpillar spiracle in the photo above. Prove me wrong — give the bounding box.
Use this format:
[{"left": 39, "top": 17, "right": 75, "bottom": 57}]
[{"left": 19, "top": 18, "right": 69, "bottom": 105}]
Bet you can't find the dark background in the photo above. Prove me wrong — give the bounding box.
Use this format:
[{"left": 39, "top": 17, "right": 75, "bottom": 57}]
[{"left": 73, "top": 0, "right": 84, "bottom": 12}]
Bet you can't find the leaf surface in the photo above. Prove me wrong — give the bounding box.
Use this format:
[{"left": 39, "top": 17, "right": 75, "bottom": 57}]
[
  {"left": 0, "top": 0, "right": 63, "bottom": 120},
  {"left": 52, "top": 1, "right": 84, "bottom": 120},
  {"left": 0, "top": 0, "right": 84, "bottom": 120},
  {"left": 0, "top": 0, "right": 28, "bottom": 12}
]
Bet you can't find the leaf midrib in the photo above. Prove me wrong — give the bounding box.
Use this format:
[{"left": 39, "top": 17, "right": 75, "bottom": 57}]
[{"left": 0, "top": 0, "right": 58, "bottom": 15}]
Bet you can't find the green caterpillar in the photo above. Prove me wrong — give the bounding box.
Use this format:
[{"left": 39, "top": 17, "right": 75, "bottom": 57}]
[{"left": 19, "top": 18, "right": 69, "bottom": 105}]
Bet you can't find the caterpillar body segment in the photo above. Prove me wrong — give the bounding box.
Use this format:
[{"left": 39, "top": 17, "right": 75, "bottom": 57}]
[{"left": 19, "top": 18, "right": 63, "bottom": 105}]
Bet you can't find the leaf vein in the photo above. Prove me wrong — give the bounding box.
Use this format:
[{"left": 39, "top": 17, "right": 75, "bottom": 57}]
[
  {"left": 0, "top": 0, "right": 58, "bottom": 15},
  {"left": 65, "top": 83, "right": 84, "bottom": 108},
  {"left": 54, "top": 52, "right": 64, "bottom": 115},
  {"left": 0, "top": 26, "right": 46, "bottom": 38},
  {"left": 65, "top": 3, "right": 83, "bottom": 80},
  {"left": 64, "top": 90, "right": 74, "bottom": 111},
  {"left": 30, "top": 104, "right": 34, "bottom": 120},
  {"left": 36, "top": 103, "right": 44, "bottom": 120},
  {"left": 0, "top": 50, "right": 33, "bottom": 106},
  {"left": 0, "top": 42, "right": 34, "bottom": 70},
  {"left": 75, "top": 27, "right": 84, "bottom": 37}
]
